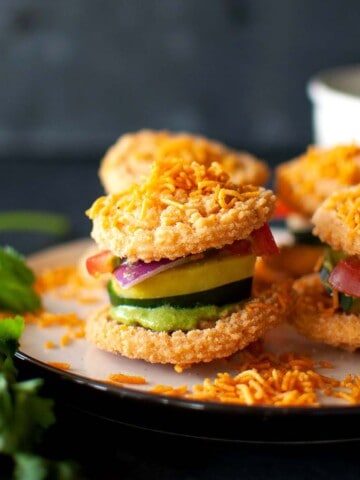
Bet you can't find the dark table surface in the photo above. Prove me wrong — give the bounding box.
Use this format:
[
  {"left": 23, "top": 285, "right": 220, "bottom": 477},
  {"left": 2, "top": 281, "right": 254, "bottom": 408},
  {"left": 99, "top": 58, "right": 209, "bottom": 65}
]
[{"left": 2, "top": 155, "right": 360, "bottom": 479}]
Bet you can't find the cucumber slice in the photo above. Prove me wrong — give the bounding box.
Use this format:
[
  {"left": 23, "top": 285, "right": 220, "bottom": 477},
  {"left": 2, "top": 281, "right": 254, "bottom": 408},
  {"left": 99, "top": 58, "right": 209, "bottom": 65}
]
[
  {"left": 339, "top": 293, "right": 360, "bottom": 314},
  {"left": 108, "top": 277, "right": 252, "bottom": 308}
]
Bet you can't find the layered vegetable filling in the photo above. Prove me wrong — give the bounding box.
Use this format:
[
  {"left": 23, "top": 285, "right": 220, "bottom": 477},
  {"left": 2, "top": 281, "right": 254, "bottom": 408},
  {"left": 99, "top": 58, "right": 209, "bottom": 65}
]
[
  {"left": 319, "top": 247, "right": 360, "bottom": 313},
  {"left": 108, "top": 252, "right": 255, "bottom": 332},
  {"left": 86, "top": 223, "right": 278, "bottom": 332}
]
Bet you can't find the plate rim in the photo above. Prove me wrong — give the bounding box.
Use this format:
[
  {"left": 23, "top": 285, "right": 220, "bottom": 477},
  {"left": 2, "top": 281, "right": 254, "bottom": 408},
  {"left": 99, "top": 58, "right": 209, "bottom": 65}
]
[{"left": 15, "top": 348, "right": 360, "bottom": 418}]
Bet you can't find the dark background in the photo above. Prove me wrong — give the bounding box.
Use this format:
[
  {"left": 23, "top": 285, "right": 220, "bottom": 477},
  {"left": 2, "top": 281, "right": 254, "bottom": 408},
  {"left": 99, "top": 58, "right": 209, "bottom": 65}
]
[
  {"left": 1, "top": 0, "right": 360, "bottom": 162},
  {"left": 2, "top": 0, "right": 360, "bottom": 249}
]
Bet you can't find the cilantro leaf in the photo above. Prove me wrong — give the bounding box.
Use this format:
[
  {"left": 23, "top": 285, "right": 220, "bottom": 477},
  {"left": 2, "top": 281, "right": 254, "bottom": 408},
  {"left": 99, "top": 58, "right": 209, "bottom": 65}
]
[
  {"left": 14, "top": 453, "right": 79, "bottom": 480},
  {"left": 1, "top": 379, "right": 55, "bottom": 454},
  {"left": 0, "top": 316, "right": 24, "bottom": 359},
  {"left": 0, "top": 316, "right": 79, "bottom": 479},
  {"left": 0, "top": 247, "right": 41, "bottom": 313}
]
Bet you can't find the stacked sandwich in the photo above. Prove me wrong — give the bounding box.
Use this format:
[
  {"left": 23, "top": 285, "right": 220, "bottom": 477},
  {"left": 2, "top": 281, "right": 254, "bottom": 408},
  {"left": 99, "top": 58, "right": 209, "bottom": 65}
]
[
  {"left": 256, "top": 144, "right": 360, "bottom": 285},
  {"left": 84, "top": 132, "right": 291, "bottom": 366},
  {"left": 78, "top": 130, "right": 271, "bottom": 283},
  {"left": 290, "top": 184, "right": 360, "bottom": 351}
]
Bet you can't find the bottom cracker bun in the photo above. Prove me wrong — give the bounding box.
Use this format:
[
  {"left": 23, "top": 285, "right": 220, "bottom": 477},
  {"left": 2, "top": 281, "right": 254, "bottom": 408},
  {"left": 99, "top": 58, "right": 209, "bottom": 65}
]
[
  {"left": 85, "top": 284, "right": 291, "bottom": 365},
  {"left": 291, "top": 273, "right": 360, "bottom": 352}
]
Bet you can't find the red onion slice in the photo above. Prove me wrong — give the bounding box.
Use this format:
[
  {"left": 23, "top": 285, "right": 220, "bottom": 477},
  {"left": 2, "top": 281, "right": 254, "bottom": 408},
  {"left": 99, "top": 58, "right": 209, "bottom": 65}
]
[{"left": 113, "top": 257, "right": 190, "bottom": 289}]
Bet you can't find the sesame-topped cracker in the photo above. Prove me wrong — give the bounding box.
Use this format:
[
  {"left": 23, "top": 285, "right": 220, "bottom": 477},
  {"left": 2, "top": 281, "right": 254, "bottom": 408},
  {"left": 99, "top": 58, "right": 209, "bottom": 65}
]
[
  {"left": 312, "top": 184, "right": 360, "bottom": 256},
  {"left": 275, "top": 144, "right": 360, "bottom": 217},
  {"left": 87, "top": 153, "right": 276, "bottom": 262},
  {"left": 98, "top": 129, "right": 270, "bottom": 193}
]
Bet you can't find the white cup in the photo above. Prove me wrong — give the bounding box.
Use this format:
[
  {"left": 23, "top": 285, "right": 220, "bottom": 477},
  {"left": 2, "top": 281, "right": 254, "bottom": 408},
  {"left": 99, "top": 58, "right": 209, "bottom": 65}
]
[{"left": 307, "top": 64, "right": 360, "bottom": 147}]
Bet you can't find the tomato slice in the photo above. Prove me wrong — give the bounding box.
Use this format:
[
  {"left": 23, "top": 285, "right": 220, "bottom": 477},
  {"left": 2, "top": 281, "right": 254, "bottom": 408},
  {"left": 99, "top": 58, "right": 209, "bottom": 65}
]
[
  {"left": 273, "top": 199, "right": 293, "bottom": 220},
  {"left": 86, "top": 250, "right": 120, "bottom": 277},
  {"left": 328, "top": 256, "right": 360, "bottom": 298},
  {"left": 250, "top": 223, "right": 279, "bottom": 256},
  {"left": 223, "top": 239, "right": 252, "bottom": 256}
]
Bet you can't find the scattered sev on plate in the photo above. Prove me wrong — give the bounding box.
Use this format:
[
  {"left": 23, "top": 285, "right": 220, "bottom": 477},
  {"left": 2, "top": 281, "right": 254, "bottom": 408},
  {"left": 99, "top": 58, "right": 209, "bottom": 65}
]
[
  {"left": 24, "top": 310, "right": 85, "bottom": 349},
  {"left": 34, "top": 265, "right": 102, "bottom": 304},
  {"left": 7, "top": 260, "right": 360, "bottom": 408},
  {"left": 150, "top": 346, "right": 360, "bottom": 407},
  {"left": 47, "top": 361, "right": 71, "bottom": 371}
]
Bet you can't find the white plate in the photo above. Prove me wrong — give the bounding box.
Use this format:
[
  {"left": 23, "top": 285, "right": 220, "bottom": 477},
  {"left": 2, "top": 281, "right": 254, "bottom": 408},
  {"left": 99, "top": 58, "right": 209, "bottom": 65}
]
[{"left": 16, "top": 237, "right": 360, "bottom": 443}]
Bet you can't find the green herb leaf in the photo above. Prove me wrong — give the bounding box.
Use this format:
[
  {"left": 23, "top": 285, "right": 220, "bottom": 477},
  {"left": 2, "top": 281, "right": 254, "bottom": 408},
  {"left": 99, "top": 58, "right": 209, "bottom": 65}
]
[
  {"left": 0, "top": 312, "right": 79, "bottom": 477},
  {"left": 0, "top": 247, "right": 41, "bottom": 313},
  {"left": 0, "top": 212, "right": 71, "bottom": 237},
  {"left": 13, "top": 453, "right": 48, "bottom": 480},
  {"left": 0, "top": 316, "right": 24, "bottom": 358},
  {"left": 2, "top": 379, "right": 55, "bottom": 454},
  {"left": 14, "top": 453, "right": 79, "bottom": 480}
]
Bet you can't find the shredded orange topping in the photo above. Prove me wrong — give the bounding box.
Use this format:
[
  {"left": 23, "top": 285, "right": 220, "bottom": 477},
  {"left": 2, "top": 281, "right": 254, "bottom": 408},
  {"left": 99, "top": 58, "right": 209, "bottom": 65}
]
[
  {"left": 107, "top": 373, "right": 147, "bottom": 385},
  {"left": 325, "top": 184, "right": 360, "bottom": 236},
  {"left": 86, "top": 138, "right": 264, "bottom": 222},
  {"left": 24, "top": 310, "right": 85, "bottom": 343},
  {"left": 332, "top": 289, "right": 339, "bottom": 310},
  {"left": 47, "top": 361, "right": 71, "bottom": 371},
  {"left": 281, "top": 144, "right": 360, "bottom": 203},
  {"left": 150, "top": 347, "right": 360, "bottom": 406},
  {"left": 35, "top": 265, "right": 100, "bottom": 303}
]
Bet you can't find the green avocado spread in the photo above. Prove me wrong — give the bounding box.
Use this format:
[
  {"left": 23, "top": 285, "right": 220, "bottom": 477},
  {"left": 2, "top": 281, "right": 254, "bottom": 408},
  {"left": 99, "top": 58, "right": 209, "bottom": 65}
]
[{"left": 110, "top": 304, "right": 223, "bottom": 332}]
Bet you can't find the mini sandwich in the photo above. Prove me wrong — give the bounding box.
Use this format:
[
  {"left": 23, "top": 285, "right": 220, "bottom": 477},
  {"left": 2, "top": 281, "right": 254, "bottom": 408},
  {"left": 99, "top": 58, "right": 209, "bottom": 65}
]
[
  {"left": 84, "top": 149, "right": 289, "bottom": 366},
  {"left": 291, "top": 184, "right": 360, "bottom": 351},
  {"left": 80, "top": 131, "right": 270, "bottom": 285},
  {"left": 264, "top": 143, "right": 360, "bottom": 280},
  {"left": 98, "top": 129, "right": 270, "bottom": 193}
]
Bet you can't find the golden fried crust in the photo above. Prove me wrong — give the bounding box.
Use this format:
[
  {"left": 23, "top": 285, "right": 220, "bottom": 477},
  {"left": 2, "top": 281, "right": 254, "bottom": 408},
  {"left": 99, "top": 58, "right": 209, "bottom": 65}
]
[
  {"left": 85, "top": 284, "right": 291, "bottom": 365},
  {"left": 88, "top": 187, "right": 275, "bottom": 262},
  {"left": 275, "top": 144, "right": 360, "bottom": 217},
  {"left": 275, "top": 160, "right": 320, "bottom": 217},
  {"left": 312, "top": 185, "right": 360, "bottom": 255},
  {"left": 290, "top": 274, "right": 360, "bottom": 352},
  {"left": 99, "top": 130, "right": 270, "bottom": 193}
]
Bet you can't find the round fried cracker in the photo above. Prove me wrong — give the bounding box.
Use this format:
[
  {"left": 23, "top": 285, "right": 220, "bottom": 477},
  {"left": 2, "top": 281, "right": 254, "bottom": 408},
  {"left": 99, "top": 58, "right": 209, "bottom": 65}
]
[
  {"left": 99, "top": 129, "right": 270, "bottom": 193},
  {"left": 312, "top": 184, "right": 360, "bottom": 255},
  {"left": 291, "top": 273, "right": 360, "bottom": 352},
  {"left": 275, "top": 144, "right": 360, "bottom": 217},
  {"left": 85, "top": 284, "right": 291, "bottom": 365},
  {"left": 87, "top": 185, "right": 275, "bottom": 262}
]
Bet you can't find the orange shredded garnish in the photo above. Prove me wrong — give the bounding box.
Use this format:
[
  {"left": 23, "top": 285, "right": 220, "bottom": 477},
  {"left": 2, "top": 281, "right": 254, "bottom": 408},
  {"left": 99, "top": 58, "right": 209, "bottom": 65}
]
[
  {"left": 47, "top": 362, "right": 71, "bottom": 371},
  {"left": 325, "top": 184, "right": 360, "bottom": 235},
  {"left": 319, "top": 361, "right": 334, "bottom": 369},
  {"left": 277, "top": 144, "right": 360, "bottom": 214},
  {"left": 24, "top": 310, "right": 85, "bottom": 347},
  {"left": 107, "top": 373, "right": 147, "bottom": 385},
  {"left": 34, "top": 265, "right": 101, "bottom": 303},
  {"left": 332, "top": 289, "right": 339, "bottom": 310},
  {"left": 313, "top": 254, "right": 324, "bottom": 273},
  {"left": 149, "top": 346, "right": 360, "bottom": 407},
  {"left": 86, "top": 138, "right": 264, "bottom": 222},
  {"left": 44, "top": 341, "right": 56, "bottom": 349},
  {"left": 60, "top": 333, "right": 71, "bottom": 347}
]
